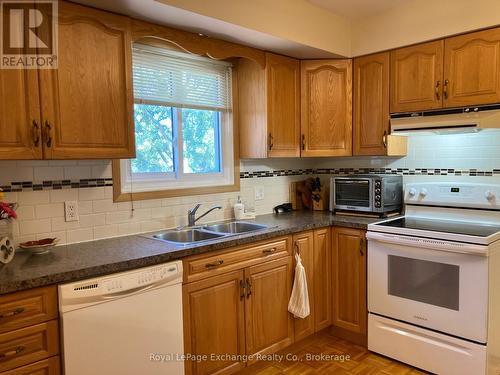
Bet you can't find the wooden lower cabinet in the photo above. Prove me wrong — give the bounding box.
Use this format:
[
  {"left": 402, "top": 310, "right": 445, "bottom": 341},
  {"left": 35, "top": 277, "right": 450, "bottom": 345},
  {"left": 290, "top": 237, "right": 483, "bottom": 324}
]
[
  {"left": 245, "top": 257, "right": 294, "bottom": 359},
  {"left": 183, "top": 270, "right": 246, "bottom": 375},
  {"left": 331, "top": 227, "right": 367, "bottom": 346},
  {"left": 313, "top": 228, "right": 332, "bottom": 331},
  {"left": 292, "top": 232, "right": 314, "bottom": 341},
  {"left": 183, "top": 239, "right": 294, "bottom": 375},
  {"left": 2, "top": 357, "right": 60, "bottom": 375}
]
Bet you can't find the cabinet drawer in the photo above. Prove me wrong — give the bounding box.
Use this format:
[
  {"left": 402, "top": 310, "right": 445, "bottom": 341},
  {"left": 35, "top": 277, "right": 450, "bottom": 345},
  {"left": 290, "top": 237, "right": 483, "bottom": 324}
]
[
  {"left": 0, "top": 321, "right": 59, "bottom": 373},
  {"left": 184, "top": 237, "right": 291, "bottom": 282},
  {"left": 1, "top": 356, "right": 60, "bottom": 375},
  {"left": 0, "top": 287, "right": 57, "bottom": 334}
]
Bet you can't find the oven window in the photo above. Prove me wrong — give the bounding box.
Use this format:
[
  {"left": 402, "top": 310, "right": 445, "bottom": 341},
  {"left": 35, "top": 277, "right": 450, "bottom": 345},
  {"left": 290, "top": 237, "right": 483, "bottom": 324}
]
[
  {"left": 388, "top": 255, "right": 459, "bottom": 311},
  {"left": 335, "top": 180, "right": 370, "bottom": 207}
]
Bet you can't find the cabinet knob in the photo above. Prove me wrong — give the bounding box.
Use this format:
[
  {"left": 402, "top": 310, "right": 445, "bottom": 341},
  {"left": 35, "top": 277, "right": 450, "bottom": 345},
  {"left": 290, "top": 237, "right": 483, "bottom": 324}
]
[
  {"left": 382, "top": 131, "right": 387, "bottom": 148},
  {"left": 443, "top": 79, "right": 449, "bottom": 99},
  {"left": 268, "top": 133, "right": 273, "bottom": 150},
  {"left": 301, "top": 134, "right": 306, "bottom": 150},
  {"left": 205, "top": 259, "right": 224, "bottom": 268},
  {"left": 435, "top": 80, "right": 441, "bottom": 100}
]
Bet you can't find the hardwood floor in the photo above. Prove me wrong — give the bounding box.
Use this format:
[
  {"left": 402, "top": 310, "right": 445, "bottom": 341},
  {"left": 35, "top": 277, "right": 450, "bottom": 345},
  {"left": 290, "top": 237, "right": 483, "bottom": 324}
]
[{"left": 237, "top": 331, "right": 428, "bottom": 375}]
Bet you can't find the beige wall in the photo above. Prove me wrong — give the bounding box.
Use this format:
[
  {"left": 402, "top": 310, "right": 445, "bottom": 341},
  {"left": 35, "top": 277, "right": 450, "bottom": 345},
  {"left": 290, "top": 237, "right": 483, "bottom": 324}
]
[
  {"left": 157, "top": 0, "right": 352, "bottom": 57},
  {"left": 351, "top": 0, "right": 500, "bottom": 56}
]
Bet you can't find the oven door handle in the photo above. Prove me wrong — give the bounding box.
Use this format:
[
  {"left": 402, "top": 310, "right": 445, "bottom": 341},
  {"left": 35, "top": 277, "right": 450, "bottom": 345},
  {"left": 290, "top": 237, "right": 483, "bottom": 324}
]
[{"left": 366, "top": 231, "right": 488, "bottom": 256}]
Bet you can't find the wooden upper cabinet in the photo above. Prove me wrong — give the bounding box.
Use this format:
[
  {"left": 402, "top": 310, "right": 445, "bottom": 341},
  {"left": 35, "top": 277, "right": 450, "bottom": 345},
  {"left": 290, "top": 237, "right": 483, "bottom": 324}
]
[
  {"left": 266, "top": 53, "right": 301, "bottom": 157},
  {"left": 238, "top": 53, "right": 300, "bottom": 158},
  {"left": 38, "top": 2, "right": 135, "bottom": 159},
  {"left": 444, "top": 28, "right": 500, "bottom": 108},
  {"left": 245, "top": 257, "right": 294, "bottom": 358},
  {"left": 390, "top": 40, "right": 444, "bottom": 113},
  {"left": 354, "top": 52, "right": 390, "bottom": 156},
  {"left": 300, "top": 59, "right": 352, "bottom": 157},
  {"left": 0, "top": 70, "right": 42, "bottom": 159},
  {"left": 332, "top": 227, "right": 367, "bottom": 344},
  {"left": 183, "top": 270, "right": 246, "bottom": 375}
]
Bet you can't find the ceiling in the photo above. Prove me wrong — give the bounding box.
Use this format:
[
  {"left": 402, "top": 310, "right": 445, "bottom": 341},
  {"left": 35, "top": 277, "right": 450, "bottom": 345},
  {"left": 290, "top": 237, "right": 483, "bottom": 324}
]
[
  {"left": 72, "top": 0, "right": 341, "bottom": 58},
  {"left": 308, "top": 0, "right": 412, "bottom": 20}
]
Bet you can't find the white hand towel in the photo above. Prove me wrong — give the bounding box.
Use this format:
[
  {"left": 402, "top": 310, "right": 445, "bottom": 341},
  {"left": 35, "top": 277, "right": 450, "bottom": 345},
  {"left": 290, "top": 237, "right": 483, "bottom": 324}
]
[{"left": 288, "top": 253, "right": 310, "bottom": 319}]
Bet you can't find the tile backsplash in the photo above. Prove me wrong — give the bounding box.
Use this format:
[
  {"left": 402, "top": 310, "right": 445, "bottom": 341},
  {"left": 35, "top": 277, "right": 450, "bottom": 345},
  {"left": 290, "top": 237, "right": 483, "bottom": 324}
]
[{"left": 1, "top": 132, "right": 499, "bottom": 246}]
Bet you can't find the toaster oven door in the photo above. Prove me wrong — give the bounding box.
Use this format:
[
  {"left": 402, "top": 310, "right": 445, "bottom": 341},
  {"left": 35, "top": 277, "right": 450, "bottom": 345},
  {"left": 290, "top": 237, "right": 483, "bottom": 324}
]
[{"left": 333, "top": 178, "right": 372, "bottom": 211}]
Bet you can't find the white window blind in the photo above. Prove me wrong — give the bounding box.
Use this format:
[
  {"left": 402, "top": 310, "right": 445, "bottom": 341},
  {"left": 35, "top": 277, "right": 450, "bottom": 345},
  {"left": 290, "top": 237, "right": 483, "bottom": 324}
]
[{"left": 132, "top": 43, "right": 232, "bottom": 111}]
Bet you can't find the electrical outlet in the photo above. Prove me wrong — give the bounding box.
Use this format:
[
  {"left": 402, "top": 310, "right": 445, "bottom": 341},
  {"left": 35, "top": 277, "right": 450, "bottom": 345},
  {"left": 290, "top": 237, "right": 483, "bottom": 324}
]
[
  {"left": 65, "top": 201, "right": 79, "bottom": 222},
  {"left": 254, "top": 186, "right": 264, "bottom": 201}
]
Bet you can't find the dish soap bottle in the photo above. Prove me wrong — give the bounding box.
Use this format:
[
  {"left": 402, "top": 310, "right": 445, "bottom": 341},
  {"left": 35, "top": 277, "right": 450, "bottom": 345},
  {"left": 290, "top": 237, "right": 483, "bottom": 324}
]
[{"left": 234, "top": 196, "right": 245, "bottom": 220}]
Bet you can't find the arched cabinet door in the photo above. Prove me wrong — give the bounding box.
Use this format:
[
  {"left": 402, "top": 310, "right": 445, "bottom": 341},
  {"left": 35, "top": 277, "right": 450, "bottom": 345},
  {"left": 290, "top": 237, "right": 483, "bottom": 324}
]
[
  {"left": 390, "top": 40, "right": 444, "bottom": 113},
  {"left": 444, "top": 28, "right": 500, "bottom": 108},
  {"left": 38, "top": 2, "right": 135, "bottom": 159},
  {"left": 300, "top": 59, "right": 352, "bottom": 157}
]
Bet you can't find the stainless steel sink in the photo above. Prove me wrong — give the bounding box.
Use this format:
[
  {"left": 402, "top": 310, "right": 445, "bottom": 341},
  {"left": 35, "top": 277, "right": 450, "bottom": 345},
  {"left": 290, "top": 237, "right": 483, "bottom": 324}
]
[
  {"left": 150, "top": 228, "right": 225, "bottom": 244},
  {"left": 203, "top": 221, "right": 268, "bottom": 234},
  {"left": 144, "top": 221, "right": 270, "bottom": 245}
]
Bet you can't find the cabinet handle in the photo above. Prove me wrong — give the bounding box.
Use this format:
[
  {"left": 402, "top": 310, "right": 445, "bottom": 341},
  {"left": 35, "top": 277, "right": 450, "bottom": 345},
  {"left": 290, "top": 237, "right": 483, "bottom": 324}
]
[
  {"left": 0, "top": 307, "right": 24, "bottom": 319},
  {"left": 205, "top": 259, "right": 224, "bottom": 268},
  {"left": 268, "top": 133, "right": 273, "bottom": 150},
  {"left": 32, "top": 120, "right": 40, "bottom": 147},
  {"left": 246, "top": 278, "right": 252, "bottom": 298},
  {"left": 359, "top": 238, "right": 365, "bottom": 257},
  {"left": 435, "top": 80, "right": 441, "bottom": 100},
  {"left": 301, "top": 134, "right": 306, "bottom": 150},
  {"left": 262, "top": 247, "right": 277, "bottom": 255},
  {"left": 443, "top": 79, "right": 449, "bottom": 100},
  {"left": 239, "top": 279, "right": 245, "bottom": 301},
  {"left": 382, "top": 131, "right": 387, "bottom": 148},
  {"left": 44, "top": 121, "right": 52, "bottom": 148},
  {"left": 0, "top": 346, "right": 24, "bottom": 360},
  {"left": 294, "top": 241, "right": 300, "bottom": 256}
]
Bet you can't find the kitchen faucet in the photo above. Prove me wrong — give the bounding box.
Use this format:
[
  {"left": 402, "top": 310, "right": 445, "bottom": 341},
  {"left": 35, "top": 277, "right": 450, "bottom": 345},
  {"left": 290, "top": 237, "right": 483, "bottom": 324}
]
[{"left": 188, "top": 204, "right": 222, "bottom": 226}]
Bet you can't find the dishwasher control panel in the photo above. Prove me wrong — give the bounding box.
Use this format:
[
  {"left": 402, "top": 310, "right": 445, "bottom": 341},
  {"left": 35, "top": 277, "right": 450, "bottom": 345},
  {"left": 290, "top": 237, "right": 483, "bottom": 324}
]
[{"left": 103, "top": 263, "right": 180, "bottom": 293}]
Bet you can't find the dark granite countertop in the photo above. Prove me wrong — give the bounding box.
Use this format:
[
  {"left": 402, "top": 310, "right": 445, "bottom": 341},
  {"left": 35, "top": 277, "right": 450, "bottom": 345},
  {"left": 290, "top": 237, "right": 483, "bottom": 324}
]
[{"left": 0, "top": 211, "right": 384, "bottom": 295}]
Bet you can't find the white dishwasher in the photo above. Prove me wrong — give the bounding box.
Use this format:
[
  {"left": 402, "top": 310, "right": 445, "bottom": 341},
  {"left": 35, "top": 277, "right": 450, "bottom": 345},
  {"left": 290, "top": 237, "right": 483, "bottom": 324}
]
[{"left": 59, "top": 261, "right": 184, "bottom": 375}]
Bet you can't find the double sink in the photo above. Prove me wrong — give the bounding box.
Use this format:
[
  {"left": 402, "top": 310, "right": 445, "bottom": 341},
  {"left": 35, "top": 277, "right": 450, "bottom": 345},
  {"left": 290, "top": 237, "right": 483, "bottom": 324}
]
[{"left": 144, "top": 221, "right": 270, "bottom": 245}]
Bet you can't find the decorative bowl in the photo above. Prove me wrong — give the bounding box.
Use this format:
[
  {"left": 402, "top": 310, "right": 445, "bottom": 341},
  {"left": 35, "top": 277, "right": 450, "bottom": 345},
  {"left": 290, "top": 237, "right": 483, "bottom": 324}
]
[{"left": 19, "top": 238, "right": 59, "bottom": 255}]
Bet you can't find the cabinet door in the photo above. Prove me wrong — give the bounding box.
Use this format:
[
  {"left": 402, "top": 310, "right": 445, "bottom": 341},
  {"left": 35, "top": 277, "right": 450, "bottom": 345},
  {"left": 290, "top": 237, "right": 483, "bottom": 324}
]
[
  {"left": 300, "top": 60, "right": 352, "bottom": 157},
  {"left": 332, "top": 227, "right": 367, "bottom": 338},
  {"left": 38, "top": 2, "right": 135, "bottom": 159},
  {"left": 183, "top": 270, "right": 246, "bottom": 375},
  {"left": 390, "top": 41, "right": 444, "bottom": 113},
  {"left": 291, "top": 232, "right": 314, "bottom": 341},
  {"left": 354, "top": 53, "right": 390, "bottom": 156},
  {"left": 245, "top": 257, "right": 294, "bottom": 359},
  {"left": 444, "top": 28, "right": 500, "bottom": 107},
  {"left": 0, "top": 70, "right": 42, "bottom": 159},
  {"left": 313, "top": 228, "right": 332, "bottom": 331},
  {"left": 266, "top": 53, "right": 300, "bottom": 157}
]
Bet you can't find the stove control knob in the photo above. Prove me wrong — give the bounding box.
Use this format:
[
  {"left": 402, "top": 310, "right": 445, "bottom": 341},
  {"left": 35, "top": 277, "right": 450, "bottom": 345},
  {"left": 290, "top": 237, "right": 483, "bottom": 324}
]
[
  {"left": 485, "top": 191, "right": 495, "bottom": 201},
  {"left": 408, "top": 188, "right": 416, "bottom": 197},
  {"left": 419, "top": 188, "right": 428, "bottom": 197}
]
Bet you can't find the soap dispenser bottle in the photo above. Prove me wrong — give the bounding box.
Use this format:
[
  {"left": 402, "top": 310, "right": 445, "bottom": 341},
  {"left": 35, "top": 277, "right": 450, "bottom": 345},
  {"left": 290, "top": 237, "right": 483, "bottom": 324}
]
[{"left": 234, "top": 196, "right": 245, "bottom": 220}]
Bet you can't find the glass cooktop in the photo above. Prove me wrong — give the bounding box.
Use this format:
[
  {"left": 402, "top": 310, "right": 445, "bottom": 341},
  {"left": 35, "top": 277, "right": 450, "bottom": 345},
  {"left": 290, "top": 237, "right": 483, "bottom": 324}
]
[{"left": 378, "top": 217, "right": 500, "bottom": 238}]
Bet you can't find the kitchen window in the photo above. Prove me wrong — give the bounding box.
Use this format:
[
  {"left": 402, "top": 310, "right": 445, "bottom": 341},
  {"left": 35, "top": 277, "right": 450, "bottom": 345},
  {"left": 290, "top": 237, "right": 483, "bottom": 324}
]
[{"left": 115, "top": 43, "right": 237, "bottom": 199}]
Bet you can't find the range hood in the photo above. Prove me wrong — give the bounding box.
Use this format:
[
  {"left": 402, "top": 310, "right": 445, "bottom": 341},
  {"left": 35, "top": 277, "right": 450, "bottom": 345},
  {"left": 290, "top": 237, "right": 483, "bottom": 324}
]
[{"left": 390, "top": 104, "right": 500, "bottom": 135}]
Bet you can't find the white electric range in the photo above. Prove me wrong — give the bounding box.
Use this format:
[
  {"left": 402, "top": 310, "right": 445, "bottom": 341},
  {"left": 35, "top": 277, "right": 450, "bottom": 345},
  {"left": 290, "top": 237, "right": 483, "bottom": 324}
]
[{"left": 367, "top": 182, "right": 500, "bottom": 375}]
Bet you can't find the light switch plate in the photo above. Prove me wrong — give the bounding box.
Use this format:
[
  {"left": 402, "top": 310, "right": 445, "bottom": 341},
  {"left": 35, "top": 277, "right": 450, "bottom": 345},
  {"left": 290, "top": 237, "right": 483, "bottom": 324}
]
[
  {"left": 254, "top": 186, "right": 264, "bottom": 201},
  {"left": 65, "top": 201, "right": 79, "bottom": 222}
]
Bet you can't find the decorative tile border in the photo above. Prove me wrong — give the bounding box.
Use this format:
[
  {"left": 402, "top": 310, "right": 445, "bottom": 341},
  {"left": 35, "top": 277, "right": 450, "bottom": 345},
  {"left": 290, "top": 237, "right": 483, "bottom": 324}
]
[
  {"left": 240, "top": 168, "right": 500, "bottom": 179},
  {"left": 1, "top": 169, "right": 499, "bottom": 192},
  {"left": 0, "top": 178, "right": 113, "bottom": 192}
]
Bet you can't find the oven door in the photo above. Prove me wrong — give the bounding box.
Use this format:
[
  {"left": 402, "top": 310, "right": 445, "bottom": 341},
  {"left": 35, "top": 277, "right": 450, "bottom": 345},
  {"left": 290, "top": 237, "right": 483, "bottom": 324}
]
[
  {"left": 333, "top": 178, "right": 372, "bottom": 211},
  {"left": 367, "top": 231, "right": 488, "bottom": 343}
]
